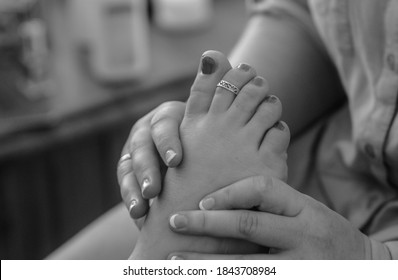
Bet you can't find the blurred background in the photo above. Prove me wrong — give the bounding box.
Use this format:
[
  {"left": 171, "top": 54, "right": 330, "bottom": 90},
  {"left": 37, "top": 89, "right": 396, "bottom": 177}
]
[{"left": 0, "top": 0, "right": 247, "bottom": 259}]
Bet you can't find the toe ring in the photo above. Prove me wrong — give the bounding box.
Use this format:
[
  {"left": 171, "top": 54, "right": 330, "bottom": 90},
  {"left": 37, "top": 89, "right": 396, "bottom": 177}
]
[{"left": 217, "top": 80, "right": 239, "bottom": 95}]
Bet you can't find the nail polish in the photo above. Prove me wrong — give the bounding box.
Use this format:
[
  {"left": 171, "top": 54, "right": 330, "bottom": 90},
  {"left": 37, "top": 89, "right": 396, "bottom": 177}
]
[
  {"left": 201, "top": 56, "right": 216, "bottom": 74},
  {"left": 142, "top": 178, "right": 151, "bottom": 198},
  {"left": 252, "top": 76, "right": 264, "bottom": 86},
  {"left": 165, "top": 149, "right": 177, "bottom": 165},
  {"left": 169, "top": 214, "right": 188, "bottom": 230},
  {"left": 274, "top": 121, "right": 285, "bottom": 131},
  {"left": 237, "top": 63, "right": 251, "bottom": 72},
  {"left": 199, "top": 197, "right": 215, "bottom": 210},
  {"left": 128, "top": 199, "right": 138, "bottom": 214},
  {"left": 264, "top": 95, "right": 278, "bottom": 103}
]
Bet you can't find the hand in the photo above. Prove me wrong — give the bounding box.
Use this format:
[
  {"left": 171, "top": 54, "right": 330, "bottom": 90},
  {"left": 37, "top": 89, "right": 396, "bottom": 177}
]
[
  {"left": 117, "top": 101, "right": 186, "bottom": 219},
  {"left": 167, "top": 175, "right": 370, "bottom": 259}
]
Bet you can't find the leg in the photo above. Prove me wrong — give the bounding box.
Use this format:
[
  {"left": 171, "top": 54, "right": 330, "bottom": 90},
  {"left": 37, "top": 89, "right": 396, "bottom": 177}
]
[
  {"left": 47, "top": 203, "right": 138, "bottom": 260},
  {"left": 131, "top": 51, "right": 290, "bottom": 259}
]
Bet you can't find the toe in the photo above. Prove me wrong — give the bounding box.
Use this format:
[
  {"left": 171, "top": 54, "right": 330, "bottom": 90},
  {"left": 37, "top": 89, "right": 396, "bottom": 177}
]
[
  {"left": 209, "top": 63, "right": 257, "bottom": 114},
  {"left": 186, "top": 50, "right": 232, "bottom": 116},
  {"left": 228, "top": 76, "right": 270, "bottom": 125},
  {"left": 260, "top": 121, "right": 290, "bottom": 155},
  {"left": 245, "top": 95, "right": 282, "bottom": 147}
]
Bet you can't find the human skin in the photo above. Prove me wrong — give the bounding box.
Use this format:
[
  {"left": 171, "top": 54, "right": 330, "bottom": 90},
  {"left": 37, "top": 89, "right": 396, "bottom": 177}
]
[
  {"left": 118, "top": 10, "right": 345, "bottom": 219},
  {"left": 129, "top": 51, "right": 290, "bottom": 259}
]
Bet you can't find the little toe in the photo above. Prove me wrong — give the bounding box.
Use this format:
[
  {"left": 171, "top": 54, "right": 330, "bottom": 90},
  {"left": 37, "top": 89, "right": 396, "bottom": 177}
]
[
  {"left": 209, "top": 63, "right": 256, "bottom": 114},
  {"left": 245, "top": 95, "right": 283, "bottom": 146},
  {"left": 228, "top": 76, "right": 270, "bottom": 125},
  {"left": 260, "top": 121, "right": 290, "bottom": 155},
  {"left": 186, "top": 50, "right": 232, "bottom": 116}
]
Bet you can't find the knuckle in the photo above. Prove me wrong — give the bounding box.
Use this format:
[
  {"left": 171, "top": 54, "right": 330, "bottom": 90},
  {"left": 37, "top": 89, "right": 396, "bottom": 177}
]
[
  {"left": 223, "top": 187, "right": 233, "bottom": 205},
  {"left": 153, "top": 132, "right": 172, "bottom": 152},
  {"left": 198, "top": 211, "right": 207, "bottom": 230},
  {"left": 237, "top": 211, "right": 259, "bottom": 238},
  {"left": 130, "top": 150, "right": 147, "bottom": 167},
  {"left": 151, "top": 102, "right": 181, "bottom": 126},
  {"left": 117, "top": 159, "right": 133, "bottom": 179},
  {"left": 130, "top": 131, "right": 150, "bottom": 152}
]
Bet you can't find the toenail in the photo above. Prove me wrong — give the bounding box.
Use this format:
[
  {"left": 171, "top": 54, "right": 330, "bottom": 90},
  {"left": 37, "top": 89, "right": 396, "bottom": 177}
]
[
  {"left": 201, "top": 56, "right": 216, "bottom": 75},
  {"left": 252, "top": 76, "right": 264, "bottom": 86},
  {"left": 237, "top": 63, "right": 251, "bottom": 72},
  {"left": 170, "top": 214, "right": 188, "bottom": 230},
  {"left": 265, "top": 95, "right": 278, "bottom": 103},
  {"left": 274, "top": 121, "right": 285, "bottom": 131}
]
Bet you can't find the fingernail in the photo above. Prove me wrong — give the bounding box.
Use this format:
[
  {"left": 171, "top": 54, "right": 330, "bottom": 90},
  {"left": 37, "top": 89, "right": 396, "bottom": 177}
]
[
  {"left": 201, "top": 56, "right": 216, "bottom": 75},
  {"left": 237, "top": 63, "right": 251, "bottom": 72},
  {"left": 165, "top": 149, "right": 177, "bottom": 166},
  {"left": 128, "top": 199, "right": 138, "bottom": 215},
  {"left": 252, "top": 76, "right": 263, "bottom": 86},
  {"left": 199, "top": 197, "right": 215, "bottom": 210},
  {"left": 274, "top": 121, "right": 285, "bottom": 131},
  {"left": 170, "top": 255, "right": 184, "bottom": 260},
  {"left": 264, "top": 95, "right": 278, "bottom": 103},
  {"left": 169, "top": 214, "right": 187, "bottom": 230},
  {"left": 142, "top": 178, "right": 151, "bottom": 198},
  {"left": 149, "top": 198, "right": 154, "bottom": 207}
]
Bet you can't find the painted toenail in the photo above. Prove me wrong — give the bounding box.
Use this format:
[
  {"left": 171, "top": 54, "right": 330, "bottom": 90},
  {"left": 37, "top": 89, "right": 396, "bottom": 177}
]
[
  {"left": 165, "top": 149, "right": 177, "bottom": 165},
  {"left": 252, "top": 76, "right": 264, "bottom": 86},
  {"left": 274, "top": 121, "right": 285, "bottom": 131},
  {"left": 170, "top": 214, "right": 188, "bottom": 230},
  {"left": 199, "top": 197, "right": 215, "bottom": 210},
  {"left": 265, "top": 95, "right": 278, "bottom": 103},
  {"left": 201, "top": 56, "right": 216, "bottom": 74},
  {"left": 237, "top": 63, "right": 251, "bottom": 72}
]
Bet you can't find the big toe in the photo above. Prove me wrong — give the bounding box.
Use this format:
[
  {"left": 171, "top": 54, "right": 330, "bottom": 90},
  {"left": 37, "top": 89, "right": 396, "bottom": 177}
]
[{"left": 185, "top": 50, "right": 232, "bottom": 116}]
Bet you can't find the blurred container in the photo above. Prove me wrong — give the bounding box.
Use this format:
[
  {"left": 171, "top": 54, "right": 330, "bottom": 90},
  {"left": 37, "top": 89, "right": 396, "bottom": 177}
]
[
  {"left": 0, "top": 0, "right": 51, "bottom": 102},
  {"left": 70, "top": 0, "right": 151, "bottom": 83},
  {"left": 152, "top": 0, "right": 214, "bottom": 32}
]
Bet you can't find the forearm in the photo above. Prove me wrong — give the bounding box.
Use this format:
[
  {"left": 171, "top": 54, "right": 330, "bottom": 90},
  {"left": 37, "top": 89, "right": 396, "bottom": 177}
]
[{"left": 228, "top": 3, "right": 345, "bottom": 136}]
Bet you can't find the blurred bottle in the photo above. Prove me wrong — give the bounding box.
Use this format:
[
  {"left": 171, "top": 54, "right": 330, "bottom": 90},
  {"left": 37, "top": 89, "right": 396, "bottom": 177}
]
[
  {"left": 152, "top": 0, "right": 214, "bottom": 32},
  {"left": 71, "top": 0, "right": 151, "bottom": 84}
]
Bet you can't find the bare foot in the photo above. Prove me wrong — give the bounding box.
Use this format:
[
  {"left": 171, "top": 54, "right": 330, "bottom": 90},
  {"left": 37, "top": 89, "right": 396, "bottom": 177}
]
[{"left": 130, "top": 50, "right": 290, "bottom": 259}]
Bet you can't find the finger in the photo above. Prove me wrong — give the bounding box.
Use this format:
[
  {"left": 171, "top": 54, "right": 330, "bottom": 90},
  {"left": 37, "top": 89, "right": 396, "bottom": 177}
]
[
  {"left": 119, "top": 169, "right": 149, "bottom": 219},
  {"left": 168, "top": 253, "right": 274, "bottom": 260},
  {"left": 129, "top": 125, "right": 163, "bottom": 199},
  {"left": 117, "top": 145, "right": 149, "bottom": 219},
  {"left": 151, "top": 101, "right": 185, "bottom": 168},
  {"left": 169, "top": 210, "right": 298, "bottom": 249},
  {"left": 199, "top": 175, "right": 305, "bottom": 217}
]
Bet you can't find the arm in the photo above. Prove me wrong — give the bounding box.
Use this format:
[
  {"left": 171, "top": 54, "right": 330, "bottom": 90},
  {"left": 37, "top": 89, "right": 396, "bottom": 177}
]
[
  {"left": 119, "top": 0, "right": 345, "bottom": 216},
  {"left": 228, "top": 0, "right": 345, "bottom": 136}
]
